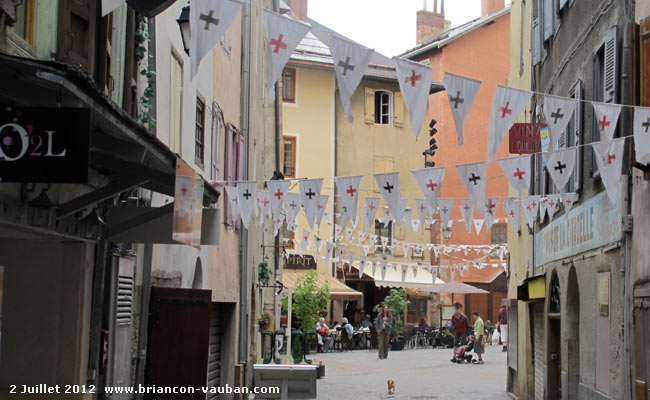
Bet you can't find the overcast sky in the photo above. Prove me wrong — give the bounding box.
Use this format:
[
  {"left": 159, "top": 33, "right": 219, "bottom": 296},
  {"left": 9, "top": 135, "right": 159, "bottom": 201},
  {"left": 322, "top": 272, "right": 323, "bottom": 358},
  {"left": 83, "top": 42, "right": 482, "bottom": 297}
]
[{"left": 308, "top": 0, "right": 487, "bottom": 57}]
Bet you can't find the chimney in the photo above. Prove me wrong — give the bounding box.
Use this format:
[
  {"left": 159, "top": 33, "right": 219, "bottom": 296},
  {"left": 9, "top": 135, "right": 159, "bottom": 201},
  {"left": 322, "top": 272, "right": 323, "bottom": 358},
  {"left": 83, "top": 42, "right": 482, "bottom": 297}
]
[
  {"left": 416, "top": 0, "right": 447, "bottom": 44},
  {"left": 288, "top": 0, "right": 308, "bottom": 21},
  {"left": 481, "top": 0, "right": 505, "bottom": 17}
]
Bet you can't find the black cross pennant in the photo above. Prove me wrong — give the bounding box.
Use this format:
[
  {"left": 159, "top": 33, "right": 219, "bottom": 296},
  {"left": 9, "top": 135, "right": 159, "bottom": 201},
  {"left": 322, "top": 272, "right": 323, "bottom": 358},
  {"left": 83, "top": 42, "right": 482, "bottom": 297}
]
[
  {"left": 449, "top": 91, "right": 464, "bottom": 109},
  {"left": 550, "top": 108, "right": 564, "bottom": 124},
  {"left": 199, "top": 10, "right": 220, "bottom": 30},
  {"left": 243, "top": 190, "right": 252, "bottom": 200},
  {"left": 643, "top": 117, "right": 650, "bottom": 133},
  {"left": 469, "top": 173, "right": 481, "bottom": 185},
  {"left": 338, "top": 56, "right": 355, "bottom": 76},
  {"left": 554, "top": 161, "right": 567, "bottom": 174},
  {"left": 383, "top": 182, "right": 394, "bottom": 193},
  {"left": 305, "top": 189, "right": 316, "bottom": 200}
]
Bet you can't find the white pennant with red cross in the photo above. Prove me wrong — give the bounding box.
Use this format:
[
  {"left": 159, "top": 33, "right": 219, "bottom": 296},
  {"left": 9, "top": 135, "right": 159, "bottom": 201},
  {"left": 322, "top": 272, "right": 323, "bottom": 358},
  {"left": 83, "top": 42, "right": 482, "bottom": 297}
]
[
  {"left": 314, "top": 195, "right": 329, "bottom": 230},
  {"left": 225, "top": 186, "right": 241, "bottom": 225},
  {"left": 460, "top": 199, "right": 474, "bottom": 234},
  {"left": 263, "top": 9, "right": 311, "bottom": 98},
  {"left": 273, "top": 213, "right": 285, "bottom": 237},
  {"left": 444, "top": 72, "right": 482, "bottom": 146},
  {"left": 334, "top": 175, "right": 363, "bottom": 228},
  {"left": 498, "top": 155, "right": 532, "bottom": 194},
  {"left": 394, "top": 57, "right": 433, "bottom": 138},
  {"left": 593, "top": 137, "right": 626, "bottom": 205},
  {"left": 256, "top": 189, "right": 272, "bottom": 226},
  {"left": 522, "top": 196, "right": 540, "bottom": 230},
  {"left": 634, "top": 106, "right": 650, "bottom": 164},
  {"left": 415, "top": 198, "right": 429, "bottom": 229},
  {"left": 546, "top": 195, "right": 560, "bottom": 221},
  {"left": 301, "top": 230, "right": 310, "bottom": 254},
  {"left": 561, "top": 192, "right": 579, "bottom": 212},
  {"left": 504, "top": 197, "right": 521, "bottom": 232},
  {"left": 487, "top": 86, "right": 533, "bottom": 162},
  {"left": 543, "top": 147, "right": 577, "bottom": 193},
  {"left": 324, "top": 241, "right": 334, "bottom": 261},
  {"left": 362, "top": 244, "right": 371, "bottom": 257},
  {"left": 267, "top": 180, "right": 290, "bottom": 218},
  {"left": 544, "top": 95, "right": 579, "bottom": 151},
  {"left": 364, "top": 198, "right": 380, "bottom": 231},
  {"left": 483, "top": 198, "right": 500, "bottom": 230},
  {"left": 592, "top": 102, "right": 622, "bottom": 154},
  {"left": 412, "top": 167, "right": 445, "bottom": 209}
]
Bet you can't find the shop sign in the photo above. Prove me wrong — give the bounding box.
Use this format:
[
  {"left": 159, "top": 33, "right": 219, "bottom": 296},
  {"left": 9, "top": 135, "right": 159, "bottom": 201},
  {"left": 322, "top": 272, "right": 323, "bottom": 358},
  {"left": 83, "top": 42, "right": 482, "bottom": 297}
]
[
  {"left": 285, "top": 254, "right": 316, "bottom": 270},
  {"left": 535, "top": 190, "right": 622, "bottom": 267},
  {"left": 508, "top": 123, "right": 544, "bottom": 154},
  {"left": 0, "top": 107, "right": 89, "bottom": 183}
]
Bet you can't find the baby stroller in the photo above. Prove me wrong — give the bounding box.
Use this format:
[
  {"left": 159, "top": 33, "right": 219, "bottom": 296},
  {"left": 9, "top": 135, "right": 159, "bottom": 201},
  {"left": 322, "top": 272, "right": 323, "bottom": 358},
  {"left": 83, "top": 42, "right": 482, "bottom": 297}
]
[{"left": 453, "top": 335, "right": 475, "bottom": 363}]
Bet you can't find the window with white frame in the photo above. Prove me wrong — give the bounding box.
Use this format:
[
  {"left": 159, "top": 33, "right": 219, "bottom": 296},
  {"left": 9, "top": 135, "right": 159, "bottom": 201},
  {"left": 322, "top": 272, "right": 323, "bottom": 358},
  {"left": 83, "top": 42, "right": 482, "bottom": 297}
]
[
  {"left": 374, "top": 90, "right": 392, "bottom": 125},
  {"left": 224, "top": 123, "right": 243, "bottom": 227},
  {"left": 210, "top": 106, "right": 223, "bottom": 181}
]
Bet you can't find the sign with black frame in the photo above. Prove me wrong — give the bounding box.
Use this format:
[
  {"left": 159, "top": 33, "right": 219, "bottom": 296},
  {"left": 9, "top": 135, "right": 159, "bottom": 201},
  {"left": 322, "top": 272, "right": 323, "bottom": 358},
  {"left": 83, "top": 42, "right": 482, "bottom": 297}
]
[{"left": 0, "top": 107, "right": 90, "bottom": 183}]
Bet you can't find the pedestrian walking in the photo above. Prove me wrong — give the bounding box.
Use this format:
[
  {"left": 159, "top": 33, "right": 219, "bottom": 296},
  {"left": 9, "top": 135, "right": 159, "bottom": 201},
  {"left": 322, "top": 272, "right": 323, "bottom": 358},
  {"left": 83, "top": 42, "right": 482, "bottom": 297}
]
[
  {"left": 450, "top": 302, "right": 470, "bottom": 362},
  {"left": 497, "top": 305, "right": 508, "bottom": 352},
  {"left": 471, "top": 311, "right": 485, "bottom": 364},
  {"left": 376, "top": 304, "right": 393, "bottom": 359}
]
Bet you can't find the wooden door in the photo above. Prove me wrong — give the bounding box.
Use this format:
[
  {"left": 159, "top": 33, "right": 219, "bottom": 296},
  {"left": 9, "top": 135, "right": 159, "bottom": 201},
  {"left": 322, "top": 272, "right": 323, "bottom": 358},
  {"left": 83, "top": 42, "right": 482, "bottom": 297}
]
[
  {"left": 547, "top": 317, "right": 561, "bottom": 400},
  {"left": 145, "top": 287, "right": 212, "bottom": 399}
]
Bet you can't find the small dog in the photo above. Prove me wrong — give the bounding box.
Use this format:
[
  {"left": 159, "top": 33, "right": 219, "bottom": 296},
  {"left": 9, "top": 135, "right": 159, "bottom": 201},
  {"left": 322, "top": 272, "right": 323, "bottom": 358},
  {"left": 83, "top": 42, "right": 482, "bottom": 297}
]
[{"left": 387, "top": 380, "right": 395, "bottom": 395}]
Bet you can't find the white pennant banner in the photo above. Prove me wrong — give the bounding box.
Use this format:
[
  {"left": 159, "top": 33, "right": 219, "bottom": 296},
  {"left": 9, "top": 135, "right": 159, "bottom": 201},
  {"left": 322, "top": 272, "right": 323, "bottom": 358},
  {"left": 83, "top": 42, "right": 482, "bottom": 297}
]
[
  {"left": 364, "top": 197, "right": 380, "bottom": 232},
  {"left": 329, "top": 33, "right": 374, "bottom": 122},
  {"left": 483, "top": 198, "right": 499, "bottom": 230},
  {"left": 314, "top": 195, "right": 329, "bottom": 229},
  {"left": 473, "top": 219, "right": 484, "bottom": 235},
  {"left": 192, "top": 0, "right": 244, "bottom": 78},
  {"left": 225, "top": 186, "right": 241, "bottom": 224},
  {"left": 236, "top": 182, "right": 257, "bottom": 229},
  {"left": 522, "top": 196, "right": 540, "bottom": 230},
  {"left": 394, "top": 57, "right": 434, "bottom": 138},
  {"left": 488, "top": 85, "right": 533, "bottom": 162},
  {"left": 634, "top": 106, "right": 650, "bottom": 164},
  {"left": 324, "top": 242, "right": 334, "bottom": 261},
  {"left": 301, "top": 230, "right": 310, "bottom": 254},
  {"left": 334, "top": 175, "right": 363, "bottom": 228},
  {"left": 546, "top": 195, "right": 560, "bottom": 221},
  {"left": 498, "top": 154, "right": 532, "bottom": 193},
  {"left": 415, "top": 198, "right": 429, "bottom": 228},
  {"left": 561, "top": 192, "right": 579, "bottom": 212},
  {"left": 504, "top": 197, "right": 521, "bottom": 232},
  {"left": 284, "top": 193, "right": 302, "bottom": 225},
  {"left": 539, "top": 197, "right": 550, "bottom": 223},
  {"left": 443, "top": 72, "right": 482, "bottom": 146},
  {"left": 412, "top": 167, "right": 445, "bottom": 206},
  {"left": 460, "top": 199, "right": 474, "bottom": 234},
  {"left": 438, "top": 199, "right": 455, "bottom": 229},
  {"left": 256, "top": 190, "right": 272, "bottom": 226},
  {"left": 263, "top": 9, "right": 311, "bottom": 97},
  {"left": 358, "top": 257, "right": 367, "bottom": 278},
  {"left": 544, "top": 95, "right": 579, "bottom": 151},
  {"left": 273, "top": 213, "right": 285, "bottom": 237},
  {"left": 457, "top": 162, "right": 487, "bottom": 210},
  {"left": 593, "top": 137, "right": 626, "bottom": 205},
  {"left": 267, "top": 180, "right": 290, "bottom": 218},
  {"left": 544, "top": 147, "right": 577, "bottom": 193},
  {"left": 592, "top": 102, "right": 622, "bottom": 153},
  {"left": 300, "top": 179, "right": 323, "bottom": 229},
  {"left": 374, "top": 172, "right": 401, "bottom": 222}
]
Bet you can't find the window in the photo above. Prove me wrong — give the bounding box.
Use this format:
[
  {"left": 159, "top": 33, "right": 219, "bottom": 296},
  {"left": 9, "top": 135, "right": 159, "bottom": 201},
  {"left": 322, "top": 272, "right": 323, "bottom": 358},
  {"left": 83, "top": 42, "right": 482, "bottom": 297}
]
[
  {"left": 491, "top": 223, "right": 507, "bottom": 244},
  {"left": 282, "top": 68, "right": 296, "bottom": 102},
  {"left": 374, "top": 91, "right": 392, "bottom": 124},
  {"left": 195, "top": 97, "right": 205, "bottom": 166},
  {"left": 224, "top": 123, "right": 243, "bottom": 227},
  {"left": 282, "top": 223, "right": 295, "bottom": 249},
  {"left": 282, "top": 136, "right": 296, "bottom": 178},
  {"left": 564, "top": 81, "right": 583, "bottom": 192},
  {"left": 374, "top": 220, "right": 392, "bottom": 253},
  {"left": 211, "top": 107, "right": 223, "bottom": 180},
  {"left": 408, "top": 298, "right": 417, "bottom": 314},
  {"left": 170, "top": 52, "right": 183, "bottom": 152},
  {"left": 12, "top": 0, "right": 35, "bottom": 45},
  {"left": 412, "top": 246, "right": 423, "bottom": 258}
]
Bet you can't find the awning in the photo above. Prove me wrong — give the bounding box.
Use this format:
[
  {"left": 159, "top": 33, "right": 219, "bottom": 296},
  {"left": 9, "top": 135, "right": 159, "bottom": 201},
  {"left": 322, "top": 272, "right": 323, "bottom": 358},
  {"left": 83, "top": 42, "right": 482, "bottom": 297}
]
[
  {"left": 517, "top": 276, "right": 546, "bottom": 301},
  {"left": 417, "top": 282, "right": 489, "bottom": 294},
  {"left": 361, "top": 264, "right": 445, "bottom": 289},
  {"left": 282, "top": 269, "right": 362, "bottom": 301}
]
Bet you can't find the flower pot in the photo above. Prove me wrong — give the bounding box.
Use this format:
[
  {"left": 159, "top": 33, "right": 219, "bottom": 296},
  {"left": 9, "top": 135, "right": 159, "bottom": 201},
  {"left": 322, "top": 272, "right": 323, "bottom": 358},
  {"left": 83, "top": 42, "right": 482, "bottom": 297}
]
[
  {"left": 390, "top": 340, "right": 405, "bottom": 351},
  {"left": 317, "top": 364, "right": 325, "bottom": 379}
]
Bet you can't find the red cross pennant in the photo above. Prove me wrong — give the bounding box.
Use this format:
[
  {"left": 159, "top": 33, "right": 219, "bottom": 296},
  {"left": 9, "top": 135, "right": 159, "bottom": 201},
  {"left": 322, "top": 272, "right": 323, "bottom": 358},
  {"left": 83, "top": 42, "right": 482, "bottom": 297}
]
[
  {"left": 274, "top": 189, "right": 284, "bottom": 200},
  {"left": 607, "top": 153, "right": 616, "bottom": 164},
  {"left": 565, "top": 199, "right": 572, "bottom": 205},
  {"left": 464, "top": 204, "right": 471, "bottom": 211},
  {"left": 406, "top": 69, "right": 422, "bottom": 87},
  {"left": 598, "top": 115, "right": 611, "bottom": 131},
  {"left": 513, "top": 168, "right": 526, "bottom": 180},
  {"left": 262, "top": 198, "right": 270, "bottom": 207},
  {"left": 368, "top": 203, "right": 376, "bottom": 211},
  {"left": 531, "top": 201, "right": 537, "bottom": 207},
  {"left": 346, "top": 185, "right": 357, "bottom": 197},
  {"left": 486, "top": 199, "right": 496, "bottom": 215},
  {"left": 270, "top": 34, "right": 287, "bottom": 54},
  {"left": 426, "top": 180, "right": 438, "bottom": 192},
  {"left": 419, "top": 204, "right": 426, "bottom": 213},
  {"left": 181, "top": 186, "right": 188, "bottom": 194},
  {"left": 526, "top": 205, "right": 532, "bottom": 211},
  {"left": 499, "top": 102, "right": 513, "bottom": 118},
  {"left": 509, "top": 211, "right": 515, "bottom": 218}
]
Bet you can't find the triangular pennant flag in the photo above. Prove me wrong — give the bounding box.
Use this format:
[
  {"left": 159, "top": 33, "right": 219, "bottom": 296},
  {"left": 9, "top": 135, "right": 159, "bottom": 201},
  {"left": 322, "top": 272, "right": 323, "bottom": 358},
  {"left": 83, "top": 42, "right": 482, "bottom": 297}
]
[
  {"left": 402, "top": 242, "right": 410, "bottom": 257},
  {"left": 374, "top": 172, "right": 400, "bottom": 222},
  {"left": 593, "top": 137, "right": 626, "bottom": 204},
  {"left": 191, "top": 0, "right": 244, "bottom": 78},
  {"left": 394, "top": 57, "right": 434, "bottom": 138},
  {"left": 460, "top": 199, "right": 474, "bottom": 234},
  {"left": 546, "top": 194, "right": 560, "bottom": 221},
  {"left": 482, "top": 198, "right": 499, "bottom": 229},
  {"left": 403, "top": 208, "right": 413, "bottom": 231},
  {"left": 358, "top": 256, "right": 367, "bottom": 278},
  {"left": 314, "top": 236, "right": 324, "bottom": 252},
  {"left": 522, "top": 196, "right": 540, "bottom": 229},
  {"left": 381, "top": 236, "right": 389, "bottom": 248},
  {"left": 592, "top": 102, "right": 622, "bottom": 153},
  {"left": 488, "top": 85, "right": 533, "bottom": 162},
  {"left": 314, "top": 195, "right": 329, "bottom": 228},
  {"left": 267, "top": 180, "right": 290, "bottom": 217},
  {"left": 324, "top": 242, "right": 334, "bottom": 261},
  {"left": 539, "top": 197, "right": 549, "bottom": 223},
  {"left": 256, "top": 189, "right": 272, "bottom": 226},
  {"left": 504, "top": 197, "right": 521, "bottom": 232},
  {"left": 300, "top": 179, "right": 323, "bottom": 229},
  {"left": 474, "top": 219, "right": 485, "bottom": 235},
  {"left": 284, "top": 193, "right": 302, "bottom": 225},
  {"left": 412, "top": 167, "right": 445, "bottom": 206},
  {"left": 380, "top": 261, "right": 388, "bottom": 281},
  {"left": 301, "top": 230, "right": 311, "bottom": 254},
  {"left": 457, "top": 162, "right": 487, "bottom": 209},
  {"left": 401, "top": 265, "right": 408, "bottom": 282},
  {"left": 397, "top": 198, "right": 408, "bottom": 228},
  {"left": 102, "top": 0, "right": 125, "bottom": 16},
  {"left": 544, "top": 147, "right": 577, "bottom": 193},
  {"left": 263, "top": 9, "right": 311, "bottom": 97},
  {"left": 544, "top": 95, "right": 579, "bottom": 151},
  {"left": 236, "top": 182, "right": 257, "bottom": 229},
  {"left": 225, "top": 186, "right": 241, "bottom": 224},
  {"left": 334, "top": 175, "right": 363, "bottom": 228},
  {"left": 364, "top": 197, "right": 380, "bottom": 232},
  {"left": 415, "top": 198, "right": 430, "bottom": 228},
  {"left": 412, "top": 264, "right": 419, "bottom": 279},
  {"left": 329, "top": 33, "right": 374, "bottom": 122},
  {"left": 634, "top": 106, "right": 650, "bottom": 164},
  {"left": 411, "top": 219, "right": 421, "bottom": 232},
  {"left": 347, "top": 252, "right": 355, "bottom": 273},
  {"left": 498, "top": 155, "right": 532, "bottom": 193},
  {"left": 362, "top": 244, "right": 371, "bottom": 257},
  {"left": 345, "top": 227, "right": 354, "bottom": 242},
  {"left": 357, "top": 231, "right": 367, "bottom": 243},
  {"left": 561, "top": 192, "right": 579, "bottom": 212},
  {"left": 273, "top": 213, "right": 285, "bottom": 237},
  {"left": 438, "top": 199, "right": 454, "bottom": 229},
  {"left": 443, "top": 72, "right": 482, "bottom": 146}
]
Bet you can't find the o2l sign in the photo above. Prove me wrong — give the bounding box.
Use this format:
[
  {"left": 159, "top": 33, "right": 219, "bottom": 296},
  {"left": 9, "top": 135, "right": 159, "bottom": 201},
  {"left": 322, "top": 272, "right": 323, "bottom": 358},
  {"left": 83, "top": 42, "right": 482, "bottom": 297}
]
[{"left": 0, "top": 107, "right": 89, "bottom": 183}]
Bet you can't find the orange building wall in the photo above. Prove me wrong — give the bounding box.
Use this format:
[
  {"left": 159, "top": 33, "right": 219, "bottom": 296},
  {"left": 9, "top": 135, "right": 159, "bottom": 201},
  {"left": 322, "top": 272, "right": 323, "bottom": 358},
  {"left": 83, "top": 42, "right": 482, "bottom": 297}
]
[{"left": 416, "top": 12, "right": 511, "bottom": 271}]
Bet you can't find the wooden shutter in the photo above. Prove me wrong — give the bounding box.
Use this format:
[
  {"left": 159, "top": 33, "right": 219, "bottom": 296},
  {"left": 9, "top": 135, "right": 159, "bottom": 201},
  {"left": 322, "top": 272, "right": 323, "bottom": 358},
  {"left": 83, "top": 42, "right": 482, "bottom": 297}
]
[
  {"left": 603, "top": 27, "right": 618, "bottom": 104},
  {"left": 559, "top": 0, "right": 568, "bottom": 10},
  {"left": 543, "top": 0, "right": 553, "bottom": 42},
  {"left": 223, "top": 124, "right": 232, "bottom": 226},
  {"left": 393, "top": 92, "right": 404, "bottom": 127},
  {"left": 532, "top": 0, "right": 541, "bottom": 65},
  {"left": 57, "top": 0, "right": 96, "bottom": 73},
  {"left": 365, "top": 87, "right": 375, "bottom": 124},
  {"left": 553, "top": 0, "right": 561, "bottom": 35},
  {"left": 641, "top": 18, "right": 650, "bottom": 106},
  {"left": 573, "top": 80, "right": 583, "bottom": 191}
]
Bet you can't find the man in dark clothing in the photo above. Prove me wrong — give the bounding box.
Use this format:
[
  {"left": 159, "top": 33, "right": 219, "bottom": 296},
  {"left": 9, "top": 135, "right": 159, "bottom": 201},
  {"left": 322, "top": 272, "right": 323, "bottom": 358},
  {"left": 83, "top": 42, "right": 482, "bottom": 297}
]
[{"left": 450, "top": 302, "right": 470, "bottom": 362}]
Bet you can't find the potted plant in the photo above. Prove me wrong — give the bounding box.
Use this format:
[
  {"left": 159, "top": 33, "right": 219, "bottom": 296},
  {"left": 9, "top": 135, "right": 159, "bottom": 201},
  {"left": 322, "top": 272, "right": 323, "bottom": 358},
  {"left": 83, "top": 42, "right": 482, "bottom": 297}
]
[
  {"left": 258, "top": 311, "right": 272, "bottom": 331},
  {"left": 373, "top": 288, "right": 409, "bottom": 351},
  {"left": 258, "top": 260, "right": 271, "bottom": 286}
]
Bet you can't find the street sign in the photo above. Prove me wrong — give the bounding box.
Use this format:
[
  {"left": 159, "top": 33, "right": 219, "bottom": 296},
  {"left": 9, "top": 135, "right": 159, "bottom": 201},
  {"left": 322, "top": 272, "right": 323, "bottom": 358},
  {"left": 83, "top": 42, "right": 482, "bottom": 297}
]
[
  {"left": 508, "top": 123, "right": 545, "bottom": 154},
  {"left": 0, "top": 107, "right": 90, "bottom": 183}
]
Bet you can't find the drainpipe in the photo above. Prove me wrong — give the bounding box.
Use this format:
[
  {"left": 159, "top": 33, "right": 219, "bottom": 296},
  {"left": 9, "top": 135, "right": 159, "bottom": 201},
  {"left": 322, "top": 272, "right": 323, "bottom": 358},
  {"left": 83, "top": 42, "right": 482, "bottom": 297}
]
[
  {"left": 620, "top": 0, "right": 632, "bottom": 398},
  {"left": 239, "top": 0, "right": 251, "bottom": 385},
  {"left": 273, "top": 0, "right": 282, "bottom": 332},
  {"left": 134, "top": 243, "right": 153, "bottom": 400}
]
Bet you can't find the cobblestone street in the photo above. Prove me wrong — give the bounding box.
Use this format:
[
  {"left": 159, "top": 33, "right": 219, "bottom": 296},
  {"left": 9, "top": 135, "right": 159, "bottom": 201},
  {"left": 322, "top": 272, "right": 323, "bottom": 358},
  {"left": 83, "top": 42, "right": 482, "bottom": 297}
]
[{"left": 315, "top": 345, "right": 509, "bottom": 400}]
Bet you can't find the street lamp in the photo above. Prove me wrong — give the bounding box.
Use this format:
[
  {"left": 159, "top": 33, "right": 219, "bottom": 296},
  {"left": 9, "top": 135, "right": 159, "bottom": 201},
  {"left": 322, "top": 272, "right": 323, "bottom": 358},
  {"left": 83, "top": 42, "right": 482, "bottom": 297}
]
[
  {"left": 27, "top": 189, "right": 53, "bottom": 227},
  {"left": 177, "top": 6, "right": 190, "bottom": 55},
  {"left": 443, "top": 225, "right": 452, "bottom": 241}
]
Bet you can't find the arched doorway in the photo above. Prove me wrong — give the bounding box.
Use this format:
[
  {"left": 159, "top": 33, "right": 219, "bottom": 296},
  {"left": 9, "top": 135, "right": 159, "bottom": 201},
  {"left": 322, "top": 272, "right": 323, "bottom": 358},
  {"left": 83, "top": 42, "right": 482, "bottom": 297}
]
[
  {"left": 547, "top": 272, "right": 562, "bottom": 400},
  {"left": 192, "top": 257, "right": 203, "bottom": 289},
  {"left": 566, "top": 266, "right": 580, "bottom": 398}
]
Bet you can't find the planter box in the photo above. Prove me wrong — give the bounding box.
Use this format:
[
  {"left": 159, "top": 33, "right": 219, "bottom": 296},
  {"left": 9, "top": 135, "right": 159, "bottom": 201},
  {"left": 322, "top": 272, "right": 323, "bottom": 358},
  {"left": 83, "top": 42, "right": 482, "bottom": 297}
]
[
  {"left": 316, "top": 365, "right": 325, "bottom": 379},
  {"left": 390, "top": 340, "right": 405, "bottom": 351}
]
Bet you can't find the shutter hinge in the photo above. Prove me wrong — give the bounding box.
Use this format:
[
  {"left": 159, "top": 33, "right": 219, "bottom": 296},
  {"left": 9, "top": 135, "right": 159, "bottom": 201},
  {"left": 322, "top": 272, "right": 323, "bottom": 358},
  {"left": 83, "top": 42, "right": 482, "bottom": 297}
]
[{"left": 622, "top": 215, "right": 633, "bottom": 233}]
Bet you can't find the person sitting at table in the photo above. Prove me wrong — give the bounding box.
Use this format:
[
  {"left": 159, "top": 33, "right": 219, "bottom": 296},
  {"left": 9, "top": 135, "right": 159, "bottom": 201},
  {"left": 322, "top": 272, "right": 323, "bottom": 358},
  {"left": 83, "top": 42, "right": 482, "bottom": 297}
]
[
  {"left": 341, "top": 318, "right": 354, "bottom": 336},
  {"left": 332, "top": 321, "right": 341, "bottom": 330},
  {"left": 316, "top": 318, "right": 333, "bottom": 352},
  {"left": 361, "top": 314, "right": 372, "bottom": 328},
  {"left": 419, "top": 318, "right": 428, "bottom": 327}
]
